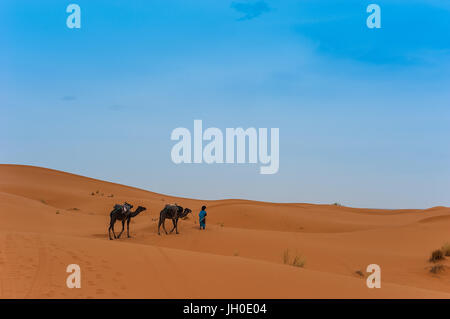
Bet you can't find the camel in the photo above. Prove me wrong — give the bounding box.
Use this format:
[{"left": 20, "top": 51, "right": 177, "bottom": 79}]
[
  {"left": 108, "top": 204, "right": 146, "bottom": 240},
  {"left": 158, "top": 204, "right": 192, "bottom": 235}
]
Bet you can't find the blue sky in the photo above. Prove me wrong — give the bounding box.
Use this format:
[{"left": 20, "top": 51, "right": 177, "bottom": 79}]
[{"left": 1, "top": 0, "right": 450, "bottom": 208}]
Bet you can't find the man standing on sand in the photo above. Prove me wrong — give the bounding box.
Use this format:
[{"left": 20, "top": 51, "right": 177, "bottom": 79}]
[{"left": 199, "top": 205, "right": 207, "bottom": 230}]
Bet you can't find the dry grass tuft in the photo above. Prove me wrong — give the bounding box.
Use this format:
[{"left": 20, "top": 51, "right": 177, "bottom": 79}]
[
  {"left": 429, "top": 249, "right": 445, "bottom": 263},
  {"left": 332, "top": 202, "right": 342, "bottom": 207},
  {"left": 441, "top": 243, "right": 450, "bottom": 257},
  {"left": 283, "top": 249, "right": 290, "bottom": 264},
  {"left": 430, "top": 264, "right": 445, "bottom": 274},
  {"left": 283, "top": 249, "right": 306, "bottom": 268}
]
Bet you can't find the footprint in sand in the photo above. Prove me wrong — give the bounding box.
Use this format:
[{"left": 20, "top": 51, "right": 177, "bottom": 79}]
[{"left": 96, "top": 288, "right": 105, "bottom": 294}]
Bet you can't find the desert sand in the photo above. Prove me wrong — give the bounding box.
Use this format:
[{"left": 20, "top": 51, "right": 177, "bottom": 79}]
[{"left": 0, "top": 164, "right": 449, "bottom": 298}]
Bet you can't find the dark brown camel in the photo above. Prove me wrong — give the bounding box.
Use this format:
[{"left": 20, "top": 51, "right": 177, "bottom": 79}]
[
  {"left": 108, "top": 204, "right": 146, "bottom": 240},
  {"left": 158, "top": 204, "right": 192, "bottom": 235}
]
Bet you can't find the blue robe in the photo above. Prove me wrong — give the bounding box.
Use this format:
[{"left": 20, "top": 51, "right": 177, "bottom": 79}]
[{"left": 199, "top": 210, "right": 207, "bottom": 229}]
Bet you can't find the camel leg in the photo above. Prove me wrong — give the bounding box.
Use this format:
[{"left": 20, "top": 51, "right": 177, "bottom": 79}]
[
  {"left": 109, "top": 217, "right": 118, "bottom": 239},
  {"left": 111, "top": 222, "right": 117, "bottom": 239},
  {"left": 127, "top": 218, "right": 131, "bottom": 238},
  {"left": 170, "top": 218, "right": 176, "bottom": 233},
  {"left": 170, "top": 218, "right": 179, "bottom": 234},
  {"left": 162, "top": 219, "right": 168, "bottom": 235},
  {"left": 108, "top": 223, "right": 113, "bottom": 240},
  {"left": 158, "top": 217, "right": 163, "bottom": 235},
  {"left": 117, "top": 220, "right": 125, "bottom": 238},
  {"left": 108, "top": 217, "right": 114, "bottom": 240}
]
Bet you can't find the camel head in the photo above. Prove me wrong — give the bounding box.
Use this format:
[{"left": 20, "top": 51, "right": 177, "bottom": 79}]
[
  {"left": 181, "top": 208, "right": 192, "bottom": 218},
  {"left": 130, "top": 206, "right": 146, "bottom": 217},
  {"left": 135, "top": 206, "right": 146, "bottom": 213}
]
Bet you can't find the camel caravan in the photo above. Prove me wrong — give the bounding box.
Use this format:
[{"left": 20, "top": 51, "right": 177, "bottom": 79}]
[{"left": 108, "top": 202, "right": 192, "bottom": 240}]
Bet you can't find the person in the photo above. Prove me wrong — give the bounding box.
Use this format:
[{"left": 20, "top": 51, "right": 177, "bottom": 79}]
[{"left": 199, "top": 205, "right": 207, "bottom": 230}]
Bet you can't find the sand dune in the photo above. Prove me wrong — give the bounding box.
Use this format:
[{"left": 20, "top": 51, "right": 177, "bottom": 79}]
[{"left": 0, "top": 164, "right": 449, "bottom": 298}]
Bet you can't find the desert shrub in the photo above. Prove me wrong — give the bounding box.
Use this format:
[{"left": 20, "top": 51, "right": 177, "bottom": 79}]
[
  {"left": 283, "top": 249, "right": 306, "bottom": 267},
  {"left": 441, "top": 243, "right": 450, "bottom": 257},
  {"left": 429, "top": 249, "right": 445, "bottom": 262},
  {"left": 283, "top": 249, "right": 290, "bottom": 264},
  {"left": 430, "top": 264, "right": 445, "bottom": 274},
  {"left": 292, "top": 255, "right": 306, "bottom": 268}
]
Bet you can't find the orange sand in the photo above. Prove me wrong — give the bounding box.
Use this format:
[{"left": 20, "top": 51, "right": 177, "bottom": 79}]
[{"left": 0, "top": 164, "right": 449, "bottom": 298}]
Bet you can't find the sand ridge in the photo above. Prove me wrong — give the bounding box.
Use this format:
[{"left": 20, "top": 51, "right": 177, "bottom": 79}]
[{"left": 0, "top": 164, "right": 449, "bottom": 298}]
